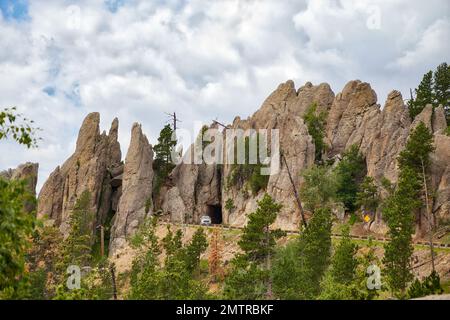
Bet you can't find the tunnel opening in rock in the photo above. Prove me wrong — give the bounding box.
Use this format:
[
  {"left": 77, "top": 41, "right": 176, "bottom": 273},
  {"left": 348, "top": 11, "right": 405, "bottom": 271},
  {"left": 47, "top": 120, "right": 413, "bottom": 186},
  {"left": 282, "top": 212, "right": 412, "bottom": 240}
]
[{"left": 206, "top": 204, "right": 223, "bottom": 224}]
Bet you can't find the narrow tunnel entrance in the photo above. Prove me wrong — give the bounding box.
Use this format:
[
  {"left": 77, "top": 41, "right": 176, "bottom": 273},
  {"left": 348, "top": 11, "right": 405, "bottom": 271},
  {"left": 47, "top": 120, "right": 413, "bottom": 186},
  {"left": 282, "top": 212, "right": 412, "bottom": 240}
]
[{"left": 206, "top": 205, "right": 223, "bottom": 224}]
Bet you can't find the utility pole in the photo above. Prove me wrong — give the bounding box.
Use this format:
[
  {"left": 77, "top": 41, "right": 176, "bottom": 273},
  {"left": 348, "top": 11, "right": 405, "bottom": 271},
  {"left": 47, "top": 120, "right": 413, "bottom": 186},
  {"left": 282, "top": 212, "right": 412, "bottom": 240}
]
[
  {"left": 281, "top": 152, "right": 307, "bottom": 228},
  {"left": 165, "top": 112, "right": 181, "bottom": 131}
]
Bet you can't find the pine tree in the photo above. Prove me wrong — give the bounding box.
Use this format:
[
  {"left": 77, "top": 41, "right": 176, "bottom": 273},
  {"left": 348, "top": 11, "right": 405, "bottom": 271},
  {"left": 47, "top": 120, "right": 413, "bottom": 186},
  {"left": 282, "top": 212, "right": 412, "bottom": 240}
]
[
  {"left": 238, "top": 194, "right": 285, "bottom": 263},
  {"left": 59, "top": 191, "right": 94, "bottom": 270},
  {"left": 330, "top": 225, "right": 358, "bottom": 285},
  {"left": 398, "top": 122, "right": 435, "bottom": 174},
  {"left": 335, "top": 144, "right": 366, "bottom": 212},
  {"left": 129, "top": 219, "right": 209, "bottom": 300},
  {"left": 382, "top": 167, "right": 422, "bottom": 298},
  {"left": 409, "top": 71, "right": 433, "bottom": 120},
  {"left": 433, "top": 62, "right": 449, "bottom": 122},
  {"left": 183, "top": 228, "right": 208, "bottom": 274},
  {"left": 356, "top": 176, "right": 380, "bottom": 216},
  {"left": 273, "top": 207, "right": 332, "bottom": 299},
  {"left": 225, "top": 194, "right": 285, "bottom": 299},
  {"left": 153, "top": 124, "right": 177, "bottom": 196}
]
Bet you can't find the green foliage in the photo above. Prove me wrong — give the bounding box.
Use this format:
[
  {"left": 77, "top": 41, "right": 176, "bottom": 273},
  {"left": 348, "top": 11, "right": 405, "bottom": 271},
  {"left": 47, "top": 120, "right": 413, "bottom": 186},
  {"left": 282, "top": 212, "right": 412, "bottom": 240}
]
[
  {"left": 52, "top": 261, "right": 115, "bottom": 300},
  {"left": 0, "top": 178, "right": 36, "bottom": 293},
  {"left": 319, "top": 235, "right": 380, "bottom": 300},
  {"left": 224, "top": 194, "right": 285, "bottom": 299},
  {"left": 398, "top": 122, "right": 435, "bottom": 174},
  {"left": 407, "top": 271, "right": 443, "bottom": 299},
  {"left": 226, "top": 134, "right": 270, "bottom": 195},
  {"left": 129, "top": 219, "right": 210, "bottom": 300},
  {"left": 223, "top": 255, "right": 268, "bottom": 300},
  {"left": 153, "top": 124, "right": 177, "bottom": 197},
  {"left": 0, "top": 107, "right": 40, "bottom": 148},
  {"left": 433, "top": 62, "right": 450, "bottom": 123},
  {"left": 408, "top": 71, "right": 433, "bottom": 120},
  {"left": 224, "top": 198, "right": 235, "bottom": 212},
  {"left": 59, "top": 191, "right": 94, "bottom": 269},
  {"left": 408, "top": 62, "right": 449, "bottom": 123},
  {"left": 184, "top": 228, "right": 208, "bottom": 274},
  {"left": 273, "top": 207, "right": 332, "bottom": 299},
  {"left": 334, "top": 145, "right": 366, "bottom": 212},
  {"left": 304, "top": 103, "right": 327, "bottom": 162},
  {"left": 330, "top": 225, "right": 358, "bottom": 285},
  {"left": 382, "top": 167, "right": 422, "bottom": 298},
  {"left": 238, "top": 194, "right": 285, "bottom": 263},
  {"left": 356, "top": 176, "right": 380, "bottom": 215},
  {"left": 299, "top": 165, "right": 338, "bottom": 212}
]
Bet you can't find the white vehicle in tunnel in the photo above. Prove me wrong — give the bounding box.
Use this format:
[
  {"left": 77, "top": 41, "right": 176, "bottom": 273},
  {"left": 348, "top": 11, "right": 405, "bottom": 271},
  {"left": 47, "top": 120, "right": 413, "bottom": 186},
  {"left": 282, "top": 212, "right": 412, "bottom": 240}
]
[{"left": 200, "top": 215, "right": 212, "bottom": 226}]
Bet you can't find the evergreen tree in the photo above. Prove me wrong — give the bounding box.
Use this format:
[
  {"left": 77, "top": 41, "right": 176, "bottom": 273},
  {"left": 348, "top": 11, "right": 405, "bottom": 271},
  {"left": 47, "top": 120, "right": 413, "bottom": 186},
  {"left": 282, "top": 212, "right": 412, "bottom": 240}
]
[
  {"left": 183, "top": 228, "right": 208, "bottom": 274},
  {"left": 334, "top": 144, "right": 366, "bottom": 212},
  {"left": 273, "top": 207, "right": 332, "bottom": 299},
  {"left": 356, "top": 176, "right": 380, "bottom": 216},
  {"left": 59, "top": 191, "right": 94, "bottom": 269},
  {"left": 225, "top": 194, "right": 285, "bottom": 299},
  {"left": 382, "top": 167, "right": 422, "bottom": 298},
  {"left": 238, "top": 194, "right": 285, "bottom": 263},
  {"left": 398, "top": 122, "right": 435, "bottom": 174},
  {"left": 330, "top": 225, "right": 358, "bottom": 285},
  {"left": 129, "top": 218, "right": 209, "bottom": 300},
  {"left": 409, "top": 71, "right": 433, "bottom": 120},
  {"left": 407, "top": 271, "right": 443, "bottom": 299},
  {"left": 433, "top": 62, "right": 449, "bottom": 123},
  {"left": 153, "top": 124, "right": 177, "bottom": 196}
]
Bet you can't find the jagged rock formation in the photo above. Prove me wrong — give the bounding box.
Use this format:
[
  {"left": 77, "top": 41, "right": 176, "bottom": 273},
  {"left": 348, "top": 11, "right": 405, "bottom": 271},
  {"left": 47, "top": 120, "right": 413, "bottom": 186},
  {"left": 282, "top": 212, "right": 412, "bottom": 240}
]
[
  {"left": 109, "top": 123, "right": 154, "bottom": 255},
  {"left": 37, "top": 113, "right": 122, "bottom": 234},
  {"left": 159, "top": 79, "right": 449, "bottom": 233},
  {"left": 36, "top": 79, "right": 449, "bottom": 245},
  {"left": 1, "top": 162, "right": 39, "bottom": 212}
]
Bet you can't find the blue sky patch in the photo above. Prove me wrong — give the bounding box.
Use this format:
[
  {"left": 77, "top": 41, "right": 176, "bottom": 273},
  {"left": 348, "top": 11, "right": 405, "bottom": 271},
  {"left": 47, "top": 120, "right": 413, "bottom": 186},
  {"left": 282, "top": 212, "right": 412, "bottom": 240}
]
[
  {"left": 43, "top": 86, "right": 56, "bottom": 97},
  {"left": 0, "top": 0, "right": 29, "bottom": 21},
  {"left": 105, "top": 0, "right": 126, "bottom": 13}
]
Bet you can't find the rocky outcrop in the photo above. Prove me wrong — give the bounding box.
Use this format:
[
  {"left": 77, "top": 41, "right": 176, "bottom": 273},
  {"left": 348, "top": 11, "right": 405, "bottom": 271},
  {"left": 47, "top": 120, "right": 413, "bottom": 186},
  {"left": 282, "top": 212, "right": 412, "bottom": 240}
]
[
  {"left": 37, "top": 112, "right": 122, "bottom": 234},
  {"left": 109, "top": 123, "right": 153, "bottom": 255},
  {"left": 1, "top": 162, "right": 39, "bottom": 212},
  {"left": 159, "top": 79, "right": 449, "bottom": 234},
  {"left": 364, "top": 90, "right": 411, "bottom": 183},
  {"left": 36, "top": 79, "right": 449, "bottom": 241},
  {"left": 326, "top": 80, "right": 380, "bottom": 156}
]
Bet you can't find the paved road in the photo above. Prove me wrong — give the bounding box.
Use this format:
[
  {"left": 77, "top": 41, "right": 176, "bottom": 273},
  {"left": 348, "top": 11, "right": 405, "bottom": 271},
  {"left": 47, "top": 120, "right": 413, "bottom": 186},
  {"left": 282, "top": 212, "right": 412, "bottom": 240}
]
[{"left": 159, "top": 221, "right": 450, "bottom": 249}]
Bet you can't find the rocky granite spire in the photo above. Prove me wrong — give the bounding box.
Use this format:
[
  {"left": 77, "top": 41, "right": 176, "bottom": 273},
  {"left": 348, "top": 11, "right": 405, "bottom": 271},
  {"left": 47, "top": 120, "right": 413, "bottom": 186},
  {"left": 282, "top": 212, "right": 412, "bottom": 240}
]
[
  {"left": 109, "top": 123, "right": 154, "bottom": 255},
  {"left": 37, "top": 112, "right": 122, "bottom": 234}
]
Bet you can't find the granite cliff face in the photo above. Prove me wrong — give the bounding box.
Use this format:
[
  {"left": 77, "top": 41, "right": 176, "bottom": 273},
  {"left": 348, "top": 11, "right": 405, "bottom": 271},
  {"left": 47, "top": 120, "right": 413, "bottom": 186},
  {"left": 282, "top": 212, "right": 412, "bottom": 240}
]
[
  {"left": 37, "top": 112, "right": 122, "bottom": 235},
  {"left": 109, "top": 123, "right": 154, "bottom": 255},
  {"left": 33, "top": 80, "right": 449, "bottom": 254},
  {"left": 159, "top": 80, "right": 449, "bottom": 232}
]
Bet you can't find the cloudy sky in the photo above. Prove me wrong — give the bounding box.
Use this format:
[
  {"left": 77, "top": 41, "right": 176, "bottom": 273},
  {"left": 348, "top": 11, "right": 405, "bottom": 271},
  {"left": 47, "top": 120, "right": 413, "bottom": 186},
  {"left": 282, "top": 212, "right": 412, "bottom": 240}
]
[{"left": 0, "top": 0, "right": 449, "bottom": 191}]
